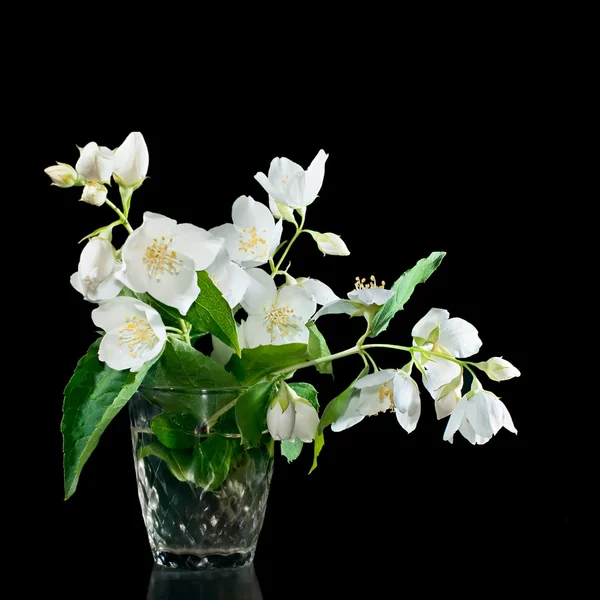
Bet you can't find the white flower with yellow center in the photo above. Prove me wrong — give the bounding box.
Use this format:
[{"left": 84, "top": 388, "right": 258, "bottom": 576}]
[
  {"left": 332, "top": 369, "right": 421, "bottom": 434},
  {"left": 254, "top": 149, "right": 328, "bottom": 209},
  {"left": 116, "top": 212, "right": 223, "bottom": 315},
  {"left": 267, "top": 382, "right": 320, "bottom": 442},
  {"left": 412, "top": 308, "right": 482, "bottom": 419},
  {"left": 211, "top": 196, "right": 283, "bottom": 268},
  {"left": 70, "top": 238, "right": 123, "bottom": 303},
  {"left": 92, "top": 297, "right": 167, "bottom": 372},
  {"left": 240, "top": 268, "right": 316, "bottom": 348},
  {"left": 313, "top": 276, "right": 395, "bottom": 320},
  {"left": 205, "top": 248, "right": 251, "bottom": 308},
  {"left": 443, "top": 390, "right": 517, "bottom": 445}
]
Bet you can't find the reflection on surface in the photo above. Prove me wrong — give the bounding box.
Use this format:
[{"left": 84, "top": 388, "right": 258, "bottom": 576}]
[{"left": 146, "top": 564, "right": 262, "bottom": 599}]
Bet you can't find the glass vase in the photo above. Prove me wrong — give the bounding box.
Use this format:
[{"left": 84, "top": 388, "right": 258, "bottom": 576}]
[{"left": 129, "top": 387, "right": 273, "bottom": 569}]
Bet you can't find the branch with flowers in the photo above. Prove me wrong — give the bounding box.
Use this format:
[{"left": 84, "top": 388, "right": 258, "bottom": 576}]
[{"left": 48, "top": 133, "right": 521, "bottom": 500}]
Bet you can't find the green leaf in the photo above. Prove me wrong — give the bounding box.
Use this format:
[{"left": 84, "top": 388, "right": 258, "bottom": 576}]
[
  {"left": 309, "top": 432, "right": 324, "bottom": 474},
  {"left": 138, "top": 442, "right": 194, "bottom": 482},
  {"left": 235, "top": 382, "right": 275, "bottom": 446},
  {"left": 288, "top": 382, "right": 319, "bottom": 410},
  {"left": 187, "top": 271, "right": 240, "bottom": 355},
  {"left": 228, "top": 343, "right": 309, "bottom": 385},
  {"left": 281, "top": 438, "right": 303, "bottom": 463},
  {"left": 369, "top": 251, "right": 446, "bottom": 338},
  {"left": 150, "top": 413, "right": 200, "bottom": 449},
  {"left": 62, "top": 339, "right": 160, "bottom": 499},
  {"left": 307, "top": 320, "right": 333, "bottom": 375},
  {"left": 144, "top": 338, "right": 238, "bottom": 389},
  {"left": 141, "top": 339, "right": 241, "bottom": 421},
  {"left": 318, "top": 365, "right": 369, "bottom": 434},
  {"left": 192, "top": 435, "right": 233, "bottom": 491}
]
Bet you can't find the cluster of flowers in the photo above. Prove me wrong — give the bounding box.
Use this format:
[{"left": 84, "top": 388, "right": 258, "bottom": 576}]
[{"left": 47, "top": 133, "right": 520, "bottom": 448}]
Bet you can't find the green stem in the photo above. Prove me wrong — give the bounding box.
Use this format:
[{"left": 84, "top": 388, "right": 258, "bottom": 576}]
[
  {"left": 178, "top": 319, "right": 192, "bottom": 345},
  {"left": 271, "top": 209, "right": 306, "bottom": 276},
  {"left": 105, "top": 198, "right": 133, "bottom": 234},
  {"left": 273, "top": 345, "right": 361, "bottom": 377},
  {"left": 207, "top": 394, "right": 244, "bottom": 428},
  {"left": 362, "top": 350, "right": 379, "bottom": 372}
]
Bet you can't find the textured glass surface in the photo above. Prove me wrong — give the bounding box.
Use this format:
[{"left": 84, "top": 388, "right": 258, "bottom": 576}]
[{"left": 130, "top": 390, "right": 273, "bottom": 570}]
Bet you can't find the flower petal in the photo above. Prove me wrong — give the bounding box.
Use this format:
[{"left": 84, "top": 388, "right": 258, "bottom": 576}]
[
  {"left": 439, "top": 317, "right": 482, "bottom": 358},
  {"left": 443, "top": 395, "right": 469, "bottom": 442},
  {"left": 303, "top": 149, "right": 328, "bottom": 206},
  {"left": 98, "top": 330, "right": 146, "bottom": 371},
  {"left": 347, "top": 288, "right": 394, "bottom": 305},
  {"left": 421, "top": 357, "right": 461, "bottom": 401},
  {"left": 358, "top": 387, "right": 391, "bottom": 415},
  {"left": 174, "top": 224, "right": 223, "bottom": 270},
  {"left": 232, "top": 196, "right": 275, "bottom": 232},
  {"left": 138, "top": 211, "right": 177, "bottom": 239},
  {"left": 113, "top": 132, "right": 149, "bottom": 187},
  {"left": 268, "top": 218, "right": 283, "bottom": 257},
  {"left": 396, "top": 398, "right": 421, "bottom": 433},
  {"left": 206, "top": 251, "right": 251, "bottom": 308},
  {"left": 267, "top": 402, "right": 295, "bottom": 440},
  {"left": 241, "top": 268, "right": 277, "bottom": 314},
  {"left": 242, "top": 315, "right": 272, "bottom": 349},
  {"left": 276, "top": 286, "right": 316, "bottom": 322},
  {"left": 313, "top": 299, "right": 357, "bottom": 320},
  {"left": 146, "top": 251, "right": 199, "bottom": 315},
  {"left": 91, "top": 296, "right": 145, "bottom": 333},
  {"left": 412, "top": 308, "right": 450, "bottom": 340},
  {"left": 291, "top": 399, "right": 320, "bottom": 442},
  {"left": 499, "top": 399, "right": 518, "bottom": 435},
  {"left": 354, "top": 370, "right": 396, "bottom": 389},
  {"left": 299, "top": 278, "right": 339, "bottom": 305},
  {"left": 92, "top": 273, "right": 124, "bottom": 303},
  {"left": 331, "top": 390, "right": 365, "bottom": 432},
  {"left": 465, "top": 392, "right": 503, "bottom": 439},
  {"left": 393, "top": 374, "right": 421, "bottom": 417}
]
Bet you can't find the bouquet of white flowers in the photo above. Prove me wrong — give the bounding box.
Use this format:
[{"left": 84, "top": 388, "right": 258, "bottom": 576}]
[{"left": 47, "top": 132, "right": 520, "bottom": 568}]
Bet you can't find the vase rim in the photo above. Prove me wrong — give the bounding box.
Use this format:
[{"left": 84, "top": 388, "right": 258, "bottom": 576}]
[{"left": 139, "top": 385, "right": 248, "bottom": 393}]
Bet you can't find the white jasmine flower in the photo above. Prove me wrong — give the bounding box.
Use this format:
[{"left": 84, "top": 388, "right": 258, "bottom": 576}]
[
  {"left": 211, "top": 196, "right": 283, "bottom": 268},
  {"left": 332, "top": 369, "right": 421, "bottom": 434},
  {"left": 412, "top": 308, "right": 482, "bottom": 415},
  {"left": 475, "top": 357, "right": 521, "bottom": 382},
  {"left": 92, "top": 297, "right": 167, "bottom": 372},
  {"left": 240, "top": 268, "right": 316, "bottom": 347},
  {"left": 254, "top": 149, "right": 328, "bottom": 209},
  {"left": 76, "top": 142, "right": 114, "bottom": 183},
  {"left": 116, "top": 212, "right": 223, "bottom": 315},
  {"left": 44, "top": 162, "right": 80, "bottom": 188},
  {"left": 70, "top": 238, "right": 123, "bottom": 302},
  {"left": 113, "top": 132, "right": 149, "bottom": 188},
  {"left": 314, "top": 276, "right": 395, "bottom": 320},
  {"left": 267, "top": 382, "right": 319, "bottom": 442},
  {"left": 443, "top": 390, "right": 517, "bottom": 445},
  {"left": 205, "top": 248, "right": 251, "bottom": 308}
]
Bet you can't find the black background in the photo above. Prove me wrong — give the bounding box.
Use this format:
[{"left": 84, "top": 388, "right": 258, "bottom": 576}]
[{"left": 28, "top": 118, "right": 563, "bottom": 598}]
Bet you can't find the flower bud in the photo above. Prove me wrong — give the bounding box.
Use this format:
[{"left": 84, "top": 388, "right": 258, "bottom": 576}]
[
  {"left": 76, "top": 142, "right": 114, "bottom": 183},
  {"left": 44, "top": 162, "right": 80, "bottom": 188},
  {"left": 113, "top": 132, "right": 149, "bottom": 188},
  {"left": 267, "top": 383, "right": 296, "bottom": 441},
  {"left": 475, "top": 357, "right": 521, "bottom": 382},
  {"left": 269, "top": 197, "right": 296, "bottom": 223},
  {"left": 70, "top": 238, "right": 123, "bottom": 302},
  {"left": 310, "top": 232, "right": 350, "bottom": 256},
  {"left": 81, "top": 183, "right": 108, "bottom": 206}
]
